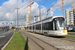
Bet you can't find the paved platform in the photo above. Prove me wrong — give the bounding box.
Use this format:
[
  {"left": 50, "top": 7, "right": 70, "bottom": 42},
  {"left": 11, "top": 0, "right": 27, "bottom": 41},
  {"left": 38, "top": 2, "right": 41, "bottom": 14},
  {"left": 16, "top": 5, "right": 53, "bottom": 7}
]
[
  {"left": 19, "top": 31, "right": 57, "bottom": 50},
  {"left": 19, "top": 31, "right": 75, "bottom": 50}
]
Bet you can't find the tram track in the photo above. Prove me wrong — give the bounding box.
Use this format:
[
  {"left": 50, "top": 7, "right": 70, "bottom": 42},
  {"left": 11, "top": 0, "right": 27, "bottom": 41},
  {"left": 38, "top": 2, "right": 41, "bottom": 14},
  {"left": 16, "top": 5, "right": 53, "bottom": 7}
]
[
  {"left": 25, "top": 33, "right": 45, "bottom": 50},
  {"left": 19, "top": 31, "right": 60, "bottom": 50},
  {"left": 26, "top": 33, "right": 60, "bottom": 50},
  {"left": 29, "top": 32, "right": 75, "bottom": 43},
  {"left": 48, "top": 35, "right": 75, "bottom": 42},
  {"left": 59, "top": 37, "right": 75, "bottom": 42},
  {"left": 19, "top": 31, "right": 44, "bottom": 50}
]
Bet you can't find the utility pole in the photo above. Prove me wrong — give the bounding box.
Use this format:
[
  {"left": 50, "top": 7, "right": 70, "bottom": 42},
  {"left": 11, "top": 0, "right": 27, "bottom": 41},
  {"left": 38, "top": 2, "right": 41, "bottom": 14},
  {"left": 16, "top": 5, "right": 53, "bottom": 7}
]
[
  {"left": 16, "top": 8, "right": 19, "bottom": 30},
  {"left": 26, "top": 14, "right": 29, "bottom": 26},
  {"left": 39, "top": 7, "right": 42, "bottom": 34},
  {"left": 39, "top": 8, "right": 41, "bottom": 21},
  {"left": 30, "top": 1, "right": 32, "bottom": 24},
  {"left": 14, "top": 18, "right": 16, "bottom": 28},
  {"left": 21, "top": 21, "right": 22, "bottom": 28}
]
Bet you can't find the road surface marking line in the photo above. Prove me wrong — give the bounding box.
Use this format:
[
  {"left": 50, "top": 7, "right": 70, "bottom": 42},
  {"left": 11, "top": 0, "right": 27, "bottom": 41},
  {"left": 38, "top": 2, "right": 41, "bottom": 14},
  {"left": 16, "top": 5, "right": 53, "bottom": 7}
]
[{"left": 0, "top": 36, "right": 5, "bottom": 37}]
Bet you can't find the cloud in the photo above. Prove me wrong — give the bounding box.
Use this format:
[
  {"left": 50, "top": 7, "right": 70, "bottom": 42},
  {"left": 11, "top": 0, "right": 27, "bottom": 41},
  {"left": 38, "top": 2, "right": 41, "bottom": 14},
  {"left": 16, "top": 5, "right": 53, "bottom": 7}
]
[
  {"left": 26, "top": 0, "right": 41, "bottom": 2},
  {"left": 0, "top": 0, "right": 47, "bottom": 26},
  {"left": 52, "top": 0, "right": 75, "bottom": 11}
]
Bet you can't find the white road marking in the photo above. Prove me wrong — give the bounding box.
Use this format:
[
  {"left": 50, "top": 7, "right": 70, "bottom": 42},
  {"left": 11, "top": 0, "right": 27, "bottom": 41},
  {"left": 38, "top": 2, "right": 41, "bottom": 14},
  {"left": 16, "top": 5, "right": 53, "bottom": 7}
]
[{"left": 0, "top": 36, "right": 5, "bottom": 37}]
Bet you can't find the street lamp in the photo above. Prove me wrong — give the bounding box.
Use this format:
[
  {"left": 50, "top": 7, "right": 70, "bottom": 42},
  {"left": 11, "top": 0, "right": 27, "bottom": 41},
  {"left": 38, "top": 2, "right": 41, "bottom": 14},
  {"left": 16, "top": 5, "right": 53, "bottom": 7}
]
[{"left": 16, "top": 8, "right": 20, "bottom": 30}]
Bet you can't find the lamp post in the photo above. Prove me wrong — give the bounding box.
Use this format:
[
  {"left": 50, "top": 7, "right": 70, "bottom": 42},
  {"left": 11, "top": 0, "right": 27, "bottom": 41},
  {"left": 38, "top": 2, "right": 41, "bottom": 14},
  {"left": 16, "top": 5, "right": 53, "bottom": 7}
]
[{"left": 16, "top": 8, "right": 20, "bottom": 30}]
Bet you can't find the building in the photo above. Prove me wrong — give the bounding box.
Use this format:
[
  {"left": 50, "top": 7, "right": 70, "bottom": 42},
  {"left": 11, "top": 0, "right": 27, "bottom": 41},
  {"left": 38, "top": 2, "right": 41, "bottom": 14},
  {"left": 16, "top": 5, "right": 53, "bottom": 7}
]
[
  {"left": 73, "top": 9, "right": 75, "bottom": 26},
  {"left": 50, "top": 12, "right": 53, "bottom": 16},
  {"left": 65, "top": 9, "right": 70, "bottom": 26},
  {"left": 69, "top": 11, "right": 74, "bottom": 26},
  {"left": 65, "top": 9, "right": 75, "bottom": 26},
  {"left": 26, "top": 14, "right": 29, "bottom": 26}
]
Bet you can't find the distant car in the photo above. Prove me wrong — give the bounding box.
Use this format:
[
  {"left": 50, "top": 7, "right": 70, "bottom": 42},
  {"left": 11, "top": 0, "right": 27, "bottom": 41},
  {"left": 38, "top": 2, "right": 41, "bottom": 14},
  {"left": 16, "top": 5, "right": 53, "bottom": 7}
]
[
  {"left": 5, "top": 29, "right": 9, "bottom": 31},
  {"left": 72, "top": 28, "right": 75, "bottom": 32},
  {"left": 67, "top": 27, "right": 73, "bottom": 32}
]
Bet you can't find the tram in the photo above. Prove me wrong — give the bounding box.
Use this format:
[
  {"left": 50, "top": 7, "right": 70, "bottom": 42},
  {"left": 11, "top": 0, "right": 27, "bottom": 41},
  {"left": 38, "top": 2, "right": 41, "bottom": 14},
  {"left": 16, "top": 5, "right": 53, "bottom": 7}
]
[{"left": 27, "top": 16, "right": 68, "bottom": 36}]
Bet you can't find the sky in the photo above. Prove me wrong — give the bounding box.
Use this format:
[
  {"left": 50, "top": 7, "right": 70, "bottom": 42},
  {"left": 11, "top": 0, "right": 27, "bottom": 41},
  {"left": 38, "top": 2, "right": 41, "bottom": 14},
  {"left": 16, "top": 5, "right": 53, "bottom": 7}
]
[{"left": 0, "top": 0, "right": 75, "bottom": 27}]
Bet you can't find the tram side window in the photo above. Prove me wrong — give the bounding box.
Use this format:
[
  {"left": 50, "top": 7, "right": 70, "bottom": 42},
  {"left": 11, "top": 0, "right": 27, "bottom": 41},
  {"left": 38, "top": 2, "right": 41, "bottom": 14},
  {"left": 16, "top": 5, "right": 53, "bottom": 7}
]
[
  {"left": 49, "top": 22, "right": 53, "bottom": 30},
  {"left": 33, "top": 25, "right": 34, "bottom": 29},
  {"left": 27, "top": 27, "right": 28, "bottom": 29},
  {"left": 28, "top": 27, "right": 30, "bottom": 29},
  {"left": 38, "top": 24, "right": 41, "bottom": 30},
  {"left": 42, "top": 23, "right": 45, "bottom": 30},
  {"left": 34, "top": 25, "right": 36, "bottom": 29},
  {"left": 45, "top": 22, "right": 50, "bottom": 30},
  {"left": 36, "top": 25, "right": 38, "bottom": 30},
  {"left": 36, "top": 24, "right": 41, "bottom": 30},
  {"left": 42, "top": 22, "right": 53, "bottom": 30},
  {"left": 31, "top": 26, "right": 33, "bottom": 29},
  {"left": 30, "top": 26, "right": 31, "bottom": 30},
  {"left": 36, "top": 25, "right": 37, "bottom": 30}
]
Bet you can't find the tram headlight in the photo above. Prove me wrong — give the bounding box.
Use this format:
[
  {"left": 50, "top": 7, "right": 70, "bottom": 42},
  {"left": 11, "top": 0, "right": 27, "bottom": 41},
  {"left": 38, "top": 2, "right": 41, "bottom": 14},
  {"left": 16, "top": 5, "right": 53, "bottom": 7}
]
[{"left": 55, "top": 18, "right": 58, "bottom": 20}]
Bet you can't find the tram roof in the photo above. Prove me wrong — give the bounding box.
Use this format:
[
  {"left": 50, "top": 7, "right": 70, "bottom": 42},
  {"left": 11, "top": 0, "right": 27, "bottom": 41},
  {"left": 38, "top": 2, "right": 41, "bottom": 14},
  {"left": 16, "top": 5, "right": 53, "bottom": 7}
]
[{"left": 29, "top": 16, "right": 64, "bottom": 25}]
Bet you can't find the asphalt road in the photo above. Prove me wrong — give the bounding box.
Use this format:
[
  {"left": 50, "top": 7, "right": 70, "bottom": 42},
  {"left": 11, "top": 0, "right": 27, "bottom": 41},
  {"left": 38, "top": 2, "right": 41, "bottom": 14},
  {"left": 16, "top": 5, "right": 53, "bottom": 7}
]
[{"left": 0, "top": 30, "right": 14, "bottom": 50}]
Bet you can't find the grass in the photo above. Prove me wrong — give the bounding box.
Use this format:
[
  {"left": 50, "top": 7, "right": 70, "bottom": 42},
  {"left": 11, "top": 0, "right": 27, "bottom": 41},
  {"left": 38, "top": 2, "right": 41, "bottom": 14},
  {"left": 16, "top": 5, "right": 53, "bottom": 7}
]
[
  {"left": 4, "top": 31, "right": 27, "bottom": 50},
  {"left": 66, "top": 34, "right": 75, "bottom": 38}
]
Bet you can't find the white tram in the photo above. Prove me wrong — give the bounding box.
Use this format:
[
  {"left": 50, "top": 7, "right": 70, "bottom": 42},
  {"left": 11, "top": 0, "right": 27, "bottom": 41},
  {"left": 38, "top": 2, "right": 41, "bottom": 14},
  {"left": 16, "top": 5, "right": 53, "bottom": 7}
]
[{"left": 27, "top": 16, "right": 68, "bottom": 36}]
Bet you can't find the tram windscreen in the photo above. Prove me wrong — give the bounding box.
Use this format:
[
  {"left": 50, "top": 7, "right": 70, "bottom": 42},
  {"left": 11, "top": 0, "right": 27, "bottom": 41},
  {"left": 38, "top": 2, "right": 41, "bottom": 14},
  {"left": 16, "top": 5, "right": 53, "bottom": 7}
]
[{"left": 54, "top": 17, "right": 65, "bottom": 30}]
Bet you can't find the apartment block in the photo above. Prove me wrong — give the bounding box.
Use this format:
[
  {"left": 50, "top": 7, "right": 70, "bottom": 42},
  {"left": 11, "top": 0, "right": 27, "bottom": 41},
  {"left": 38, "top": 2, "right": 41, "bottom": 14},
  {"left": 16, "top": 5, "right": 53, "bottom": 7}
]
[{"left": 65, "top": 9, "right": 70, "bottom": 26}]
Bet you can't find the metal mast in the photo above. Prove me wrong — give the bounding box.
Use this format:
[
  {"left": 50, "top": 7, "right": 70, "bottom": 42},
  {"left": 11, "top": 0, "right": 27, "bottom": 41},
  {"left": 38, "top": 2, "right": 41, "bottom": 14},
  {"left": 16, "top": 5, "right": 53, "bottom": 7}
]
[
  {"left": 14, "top": 18, "right": 16, "bottom": 28},
  {"left": 30, "top": 1, "right": 32, "bottom": 24},
  {"left": 16, "top": 8, "right": 19, "bottom": 29}
]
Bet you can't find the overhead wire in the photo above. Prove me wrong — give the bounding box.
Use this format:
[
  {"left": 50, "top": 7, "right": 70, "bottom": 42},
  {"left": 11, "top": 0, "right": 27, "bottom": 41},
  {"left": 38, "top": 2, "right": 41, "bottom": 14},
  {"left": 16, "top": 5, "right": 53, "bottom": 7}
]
[
  {"left": 33, "top": 0, "right": 48, "bottom": 16},
  {"left": 28, "top": 0, "right": 48, "bottom": 20},
  {"left": 42, "top": 0, "right": 48, "bottom": 5}
]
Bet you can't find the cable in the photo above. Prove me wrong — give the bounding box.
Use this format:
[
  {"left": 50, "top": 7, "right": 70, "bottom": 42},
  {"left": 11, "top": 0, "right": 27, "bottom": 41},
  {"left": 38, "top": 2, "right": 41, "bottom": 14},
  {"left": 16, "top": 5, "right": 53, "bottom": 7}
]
[{"left": 42, "top": 0, "right": 48, "bottom": 5}]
